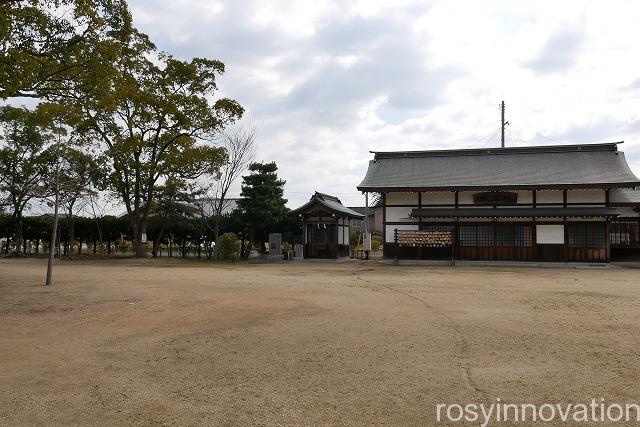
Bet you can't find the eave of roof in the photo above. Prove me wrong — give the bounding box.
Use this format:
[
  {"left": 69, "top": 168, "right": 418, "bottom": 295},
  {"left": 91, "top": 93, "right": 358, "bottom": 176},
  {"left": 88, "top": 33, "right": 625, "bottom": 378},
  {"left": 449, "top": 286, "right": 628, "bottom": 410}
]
[
  {"left": 609, "top": 188, "right": 640, "bottom": 207},
  {"left": 289, "top": 194, "right": 364, "bottom": 218},
  {"left": 358, "top": 183, "right": 640, "bottom": 192}
]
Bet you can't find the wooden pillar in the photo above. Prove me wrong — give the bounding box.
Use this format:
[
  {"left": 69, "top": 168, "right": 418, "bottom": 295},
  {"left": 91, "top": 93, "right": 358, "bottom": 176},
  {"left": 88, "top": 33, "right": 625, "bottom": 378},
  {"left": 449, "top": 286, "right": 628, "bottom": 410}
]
[
  {"left": 605, "top": 220, "right": 611, "bottom": 262},
  {"left": 532, "top": 190, "right": 537, "bottom": 208},
  {"left": 382, "top": 193, "right": 387, "bottom": 255},
  {"left": 336, "top": 217, "right": 340, "bottom": 259},
  {"left": 532, "top": 219, "right": 537, "bottom": 261},
  {"left": 563, "top": 217, "right": 568, "bottom": 262}
]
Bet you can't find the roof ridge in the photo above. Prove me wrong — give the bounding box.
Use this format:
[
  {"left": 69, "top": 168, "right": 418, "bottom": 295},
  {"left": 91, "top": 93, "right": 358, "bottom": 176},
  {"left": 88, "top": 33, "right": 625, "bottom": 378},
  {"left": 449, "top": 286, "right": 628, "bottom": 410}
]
[
  {"left": 372, "top": 142, "right": 623, "bottom": 159},
  {"left": 315, "top": 191, "right": 342, "bottom": 203}
]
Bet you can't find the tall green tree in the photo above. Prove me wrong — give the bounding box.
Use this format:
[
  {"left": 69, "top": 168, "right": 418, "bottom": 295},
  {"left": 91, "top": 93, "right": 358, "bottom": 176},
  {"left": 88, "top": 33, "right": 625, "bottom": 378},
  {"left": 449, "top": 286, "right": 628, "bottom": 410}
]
[
  {"left": 0, "top": 106, "right": 53, "bottom": 255},
  {"left": 67, "top": 28, "right": 243, "bottom": 256},
  {"left": 237, "top": 162, "right": 288, "bottom": 258},
  {"left": 0, "top": 0, "right": 131, "bottom": 100}
]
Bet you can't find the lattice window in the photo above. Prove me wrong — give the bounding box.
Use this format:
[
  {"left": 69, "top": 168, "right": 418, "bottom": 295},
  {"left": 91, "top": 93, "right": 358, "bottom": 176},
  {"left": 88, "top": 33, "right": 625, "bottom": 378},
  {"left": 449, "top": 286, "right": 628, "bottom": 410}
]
[
  {"left": 568, "top": 224, "right": 605, "bottom": 248},
  {"left": 609, "top": 220, "right": 640, "bottom": 247},
  {"left": 514, "top": 225, "right": 533, "bottom": 247},
  {"left": 495, "top": 225, "right": 514, "bottom": 246},
  {"left": 476, "top": 225, "right": 494, "bottom": 247},
  {"left": 458, "top": 226, "right": 476, "bottom": 247}
]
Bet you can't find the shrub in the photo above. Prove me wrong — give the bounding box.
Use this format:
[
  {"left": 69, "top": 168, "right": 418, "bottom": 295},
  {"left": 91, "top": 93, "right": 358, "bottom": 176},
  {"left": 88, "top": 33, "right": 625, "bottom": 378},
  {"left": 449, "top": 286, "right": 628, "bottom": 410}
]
[
  {"left": 218, "top": 232, "right": 240, "bottom": 261},
  {"left": 371, "top": 234, "right": 382, "bottom": 251}
]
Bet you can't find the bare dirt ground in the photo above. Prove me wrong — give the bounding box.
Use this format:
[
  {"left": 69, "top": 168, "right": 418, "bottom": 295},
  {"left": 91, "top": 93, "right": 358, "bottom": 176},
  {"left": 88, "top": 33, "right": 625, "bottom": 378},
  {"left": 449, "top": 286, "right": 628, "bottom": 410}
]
[{"left": 1, "top": 259, "right": 639, "bottom": 426}]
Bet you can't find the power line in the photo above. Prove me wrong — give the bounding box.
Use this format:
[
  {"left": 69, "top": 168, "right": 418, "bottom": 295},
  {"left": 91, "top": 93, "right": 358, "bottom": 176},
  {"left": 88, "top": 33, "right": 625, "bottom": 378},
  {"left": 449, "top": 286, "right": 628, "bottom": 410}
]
[
  {"left": 481, "top": 128, "right": 501, "bottom": 148},
  {"left": 477, "top": 126, "right": 502, "bottom": 146}
]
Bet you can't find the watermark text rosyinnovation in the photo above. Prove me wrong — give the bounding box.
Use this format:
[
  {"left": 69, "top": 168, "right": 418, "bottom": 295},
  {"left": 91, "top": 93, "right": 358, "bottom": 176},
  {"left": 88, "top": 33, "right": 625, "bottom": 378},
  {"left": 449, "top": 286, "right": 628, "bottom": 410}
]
[{"left": 437, "top": 398, "right": 640, "bottom": 426}]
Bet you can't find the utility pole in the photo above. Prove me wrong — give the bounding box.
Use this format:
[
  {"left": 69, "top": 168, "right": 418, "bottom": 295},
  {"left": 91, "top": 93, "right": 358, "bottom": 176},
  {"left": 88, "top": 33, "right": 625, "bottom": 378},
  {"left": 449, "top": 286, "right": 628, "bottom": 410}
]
[
  {"left": 501, "top": 101, "right": 505, "bottom": 148},
  {"left": 45, "top": 136, "right": 61, "bottom": 286}
]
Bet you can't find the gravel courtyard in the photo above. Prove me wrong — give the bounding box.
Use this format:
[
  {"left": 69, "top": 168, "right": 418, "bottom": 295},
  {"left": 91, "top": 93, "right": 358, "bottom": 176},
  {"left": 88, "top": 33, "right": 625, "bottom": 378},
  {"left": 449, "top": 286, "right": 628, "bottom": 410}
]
[{"left": 1, "top": 259, "right": 639, "bottom": 426}]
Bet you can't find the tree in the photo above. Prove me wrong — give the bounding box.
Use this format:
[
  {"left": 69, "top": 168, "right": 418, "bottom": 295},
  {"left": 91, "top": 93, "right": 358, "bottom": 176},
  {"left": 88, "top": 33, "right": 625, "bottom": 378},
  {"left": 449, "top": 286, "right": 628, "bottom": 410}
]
[
  {"left": 147, "top": 176, "right": 196, "bottom": 258},
  {"left": 237, "top": 162, "right": 288, "bottom": 259},
  {"left": 55, "top": 145, "right": 100, "bottom": 257},
  {"left": 0, "top": 0, "right": 132, "bottom": 100},
  {"left": 67, "top": 28, "right": 243, "bottom": 257},
  {"left": 195, "top": 124, "right": 255, "bottom": 258},
  {"left": 0, "top": 106, "right": 52, "bottom": 255}
]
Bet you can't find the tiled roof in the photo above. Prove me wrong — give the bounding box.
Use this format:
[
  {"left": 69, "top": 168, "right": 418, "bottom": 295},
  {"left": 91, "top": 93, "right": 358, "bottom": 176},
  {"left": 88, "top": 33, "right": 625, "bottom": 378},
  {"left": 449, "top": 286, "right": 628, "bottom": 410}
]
[{"left": 358, "top": 143, "right": 640, "bottom": 191}]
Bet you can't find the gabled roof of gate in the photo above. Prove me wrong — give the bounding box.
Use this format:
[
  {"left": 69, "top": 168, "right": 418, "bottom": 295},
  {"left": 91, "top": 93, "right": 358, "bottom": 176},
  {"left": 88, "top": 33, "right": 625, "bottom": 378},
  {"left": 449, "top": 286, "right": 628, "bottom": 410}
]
[{"left": 289, "top": 192, "right": 364, "bottom": 219}]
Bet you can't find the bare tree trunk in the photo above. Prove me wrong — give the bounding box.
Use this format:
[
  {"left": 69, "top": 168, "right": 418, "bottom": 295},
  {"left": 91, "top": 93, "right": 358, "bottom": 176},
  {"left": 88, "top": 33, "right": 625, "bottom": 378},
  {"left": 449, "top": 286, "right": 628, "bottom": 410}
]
[
  {"left": 152, "top": 224, "right": 165, "bottom": 258},
  {"left": 133, "top": 220, "right": 147, "bottom": 258},
  {"left": 13, "top": 212, "right": 23, "bottom": 256}
]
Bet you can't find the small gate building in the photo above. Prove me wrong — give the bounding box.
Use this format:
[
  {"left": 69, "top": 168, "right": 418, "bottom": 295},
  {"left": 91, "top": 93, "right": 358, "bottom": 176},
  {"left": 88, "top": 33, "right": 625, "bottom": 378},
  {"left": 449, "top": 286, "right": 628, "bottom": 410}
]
[
  {"left": 357, "top": 142, "right": 640, "bottom": 262},
  {"left": 290, "top": 192, "right": 364, "bottom": 259}
]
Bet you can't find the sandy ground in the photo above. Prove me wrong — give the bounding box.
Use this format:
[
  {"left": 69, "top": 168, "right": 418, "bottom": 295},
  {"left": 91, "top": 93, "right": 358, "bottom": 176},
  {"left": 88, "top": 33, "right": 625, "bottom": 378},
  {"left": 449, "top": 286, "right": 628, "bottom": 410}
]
[{"left": 0, "top": 259, "right": 639, "bottom": 426}]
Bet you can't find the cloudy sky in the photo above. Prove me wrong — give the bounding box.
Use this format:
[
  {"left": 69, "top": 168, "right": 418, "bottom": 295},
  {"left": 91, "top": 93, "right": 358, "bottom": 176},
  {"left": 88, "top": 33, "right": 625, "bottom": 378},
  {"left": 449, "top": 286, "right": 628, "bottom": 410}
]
[{"left": 129, "top": 0, "right": 640, "bottom": 208}]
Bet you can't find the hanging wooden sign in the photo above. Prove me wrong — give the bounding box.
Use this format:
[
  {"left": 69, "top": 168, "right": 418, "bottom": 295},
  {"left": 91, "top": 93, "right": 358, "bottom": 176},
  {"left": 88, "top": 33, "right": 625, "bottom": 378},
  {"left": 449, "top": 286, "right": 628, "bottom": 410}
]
[{"left": 473, "top": 191, "right": 518, "bottom": 206}]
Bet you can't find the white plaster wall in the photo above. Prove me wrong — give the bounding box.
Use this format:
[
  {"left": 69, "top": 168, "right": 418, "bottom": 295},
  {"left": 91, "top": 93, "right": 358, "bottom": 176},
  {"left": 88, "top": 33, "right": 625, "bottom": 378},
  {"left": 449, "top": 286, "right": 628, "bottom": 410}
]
[
  {"left": 516, "top": 191, "right": 533, "bottom": 204},
  {"left": 385, "top": 206, "right": 414, "bottom": 222},
  {"left": 385, "top": 224, "right": 419, "bottom": 243},
  {"left": 536, "top": 225, "right": 565, "bottom": 244},
  {"left": 422, "top": 191, "right": 454, "bottom": 205},
  {"left": 344, "top": 226, "right": 349, "bottom": 244},
  {"left": 567, "top": 189, "right": 605, "bottom": 204},
  {"left": 458, "top": 191, "right": 474, "bottom": 205},
  {"left": 536, "top": 190, "right": 564, "bottom": 204},
  {"left": 386, "top": 192, "right": 418, "bottom": 205}
]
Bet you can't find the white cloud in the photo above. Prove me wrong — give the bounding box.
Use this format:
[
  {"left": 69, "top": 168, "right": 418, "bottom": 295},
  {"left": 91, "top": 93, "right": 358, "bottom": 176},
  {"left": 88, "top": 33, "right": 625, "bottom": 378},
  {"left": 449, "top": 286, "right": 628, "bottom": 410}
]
[{"left": 127, "top": 0, "right": 640, "bottom": 207}]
